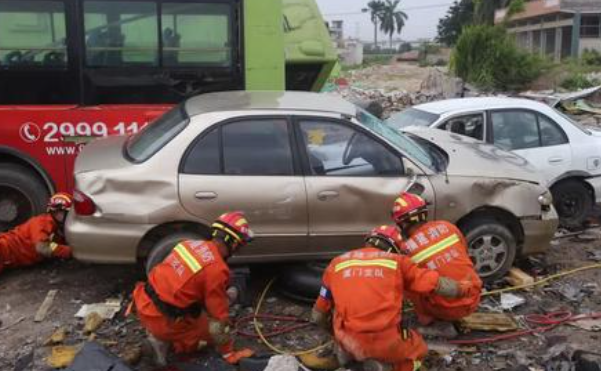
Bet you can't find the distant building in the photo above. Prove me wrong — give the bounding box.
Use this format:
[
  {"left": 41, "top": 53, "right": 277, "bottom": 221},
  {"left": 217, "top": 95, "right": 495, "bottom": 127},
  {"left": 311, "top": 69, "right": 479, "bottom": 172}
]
[
  {"left": 495, "top": 0, "right": 601, "bottom": 61},
  {"left": 326, "top": 20, "right": 364, "bottom": 66}
]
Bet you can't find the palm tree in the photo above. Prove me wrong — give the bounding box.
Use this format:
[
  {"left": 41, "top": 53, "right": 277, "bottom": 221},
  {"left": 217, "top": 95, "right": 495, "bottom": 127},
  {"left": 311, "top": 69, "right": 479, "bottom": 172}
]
[
  {"left": 363, "top": 0, "right": 385, "bottom": 50},
  {"left": 379, "top": 0, "right": 408, "bottom": 50}
]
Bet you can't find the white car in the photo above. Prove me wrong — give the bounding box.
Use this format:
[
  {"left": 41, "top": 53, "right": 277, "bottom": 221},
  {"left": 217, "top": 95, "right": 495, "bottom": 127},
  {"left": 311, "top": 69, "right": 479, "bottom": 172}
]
[{"left": 387, "top": 97, "right": 601, "bottom": 228}]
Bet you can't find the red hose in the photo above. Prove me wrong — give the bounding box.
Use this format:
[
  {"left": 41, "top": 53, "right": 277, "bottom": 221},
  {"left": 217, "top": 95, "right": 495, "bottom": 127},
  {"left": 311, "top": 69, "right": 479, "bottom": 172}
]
[
  {"left": 449, "top": 311, "right": 601, "bottom": 345},
  {"left": 235, "top": 314, "right": 313, "bottom": 339}
]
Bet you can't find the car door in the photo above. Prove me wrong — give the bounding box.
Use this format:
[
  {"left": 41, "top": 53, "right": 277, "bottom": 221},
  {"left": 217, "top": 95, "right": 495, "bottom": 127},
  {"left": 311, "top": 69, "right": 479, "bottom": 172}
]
[
  {"left": 489, "top": 109, "right": 572, "bottom": 184},
  {"left": 296, "top": 117, "right": 418, "bottom": 254},
  {"left": 437, "top": 112, "right": 486, "bottom": 142},
  {"left": 178, "top": 117, "right": 309, "bottom": 260}
]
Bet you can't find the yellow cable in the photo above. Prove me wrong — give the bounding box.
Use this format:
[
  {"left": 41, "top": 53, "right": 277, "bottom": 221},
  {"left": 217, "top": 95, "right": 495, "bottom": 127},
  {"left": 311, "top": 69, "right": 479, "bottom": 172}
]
[
  {"left": 252, "top": 278, "right": 333, "bottom": 356},
  {"left": 482, "top": 263, "right": 601, "bottom": 297}
]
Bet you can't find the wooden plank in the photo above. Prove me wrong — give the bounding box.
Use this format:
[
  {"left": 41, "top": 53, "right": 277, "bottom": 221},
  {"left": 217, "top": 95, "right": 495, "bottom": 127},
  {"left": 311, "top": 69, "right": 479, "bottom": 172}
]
[
  {"left": 34, "top": 289, "right": 58, "bottom": 322},
  {"left": 506, "top": 268, "right": 535, "bottom": 287},
  {"left": 459, "top": 312, "right": 519, "bottom": 332}
]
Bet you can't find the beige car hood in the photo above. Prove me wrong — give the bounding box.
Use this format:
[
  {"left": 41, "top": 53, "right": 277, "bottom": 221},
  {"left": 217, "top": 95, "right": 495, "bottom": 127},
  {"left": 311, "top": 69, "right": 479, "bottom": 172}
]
[
  {"left": 404, "top": 127, "right": 543, "bottom": 184},
  {"left": 75, "top": 136, "right": 131, "bottom": 174}
]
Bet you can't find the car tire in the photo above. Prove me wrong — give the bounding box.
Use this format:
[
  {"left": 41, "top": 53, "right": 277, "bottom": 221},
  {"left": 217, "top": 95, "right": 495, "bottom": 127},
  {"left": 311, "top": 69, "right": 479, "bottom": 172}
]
[
  {"left": 145, "top": 231, "right": 206, "bottom": 274},
  {"left": 0, "top": 163, "right": 49, "bottom": 232},
  {"left": 464, "top": 218, "right": 517, "bottom": 283},
  {"left": 277, "top": 262, "right": 328, "bottom": 303},
  {"left": 552, "top": 180, "right": 593, "bottom": 230}
]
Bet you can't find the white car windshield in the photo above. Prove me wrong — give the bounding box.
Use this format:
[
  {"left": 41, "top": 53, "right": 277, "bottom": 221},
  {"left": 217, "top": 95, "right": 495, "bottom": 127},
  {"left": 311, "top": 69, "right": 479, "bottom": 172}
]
[
  {"left": 386, "top": 108, "right": 440, "bottom": 129},
  {"left": 356, "top": 109, "right": 434, "bottom": 169}
]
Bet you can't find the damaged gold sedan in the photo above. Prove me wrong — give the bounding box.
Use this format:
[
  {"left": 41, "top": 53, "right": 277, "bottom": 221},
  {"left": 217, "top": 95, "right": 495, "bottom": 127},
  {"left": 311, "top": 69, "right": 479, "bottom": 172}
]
[{"left": 66, "top": 91, "right": 558, "bottom": 281}]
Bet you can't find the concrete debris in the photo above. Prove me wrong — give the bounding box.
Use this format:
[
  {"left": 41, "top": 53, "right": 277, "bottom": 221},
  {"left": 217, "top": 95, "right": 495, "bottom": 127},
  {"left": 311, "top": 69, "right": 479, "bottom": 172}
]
[
  {"left": 83, "top": 312, "right": 104, "bottom": 334},
  {"left": 418, "top": 321, "right": 459, "bottom": 339},
  {"left": 506, "top": 268, "right": 535, "bottom": 287},
  {"left": 263, "top": 355, "right": 300, "bottom": 371},
  {"left": 558, "top": 284, "right": 587, "bottom": 303},
  {"left": 500, "top": 293, "right": 527, "bottom": 310},
  {"left": 44, "top": 327, "right": 67, "bottom": 346},
  {"left": 46, "top": 345, "right": 81, "bottom": 368},
  {"left": 75, "top": 298, "right": 122, "bottom": 320},
  {"left": 119, "top": 345, "right": 143, "bottom": 366},
  {"left": 34, "top": 289, "right": 58, "bottom": 322},
  {"left": 459, "top": 312, "right": 519, "bottom": 332},
  {"left": 568, "top": 318, "right": 601, "bottom": 332}
]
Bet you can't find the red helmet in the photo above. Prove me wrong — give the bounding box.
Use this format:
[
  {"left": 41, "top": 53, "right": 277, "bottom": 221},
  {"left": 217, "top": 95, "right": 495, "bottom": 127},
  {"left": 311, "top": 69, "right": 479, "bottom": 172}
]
[
  {"left": 392, "top": 192, "right": 428, "bottom": 226},
  {"left": 365, "top": 225, "right": 404, "bottom": 253},
  {"left": 212, "top": 211, "right": 254, "bottom": 250},
  {"left": 47, "top": 193, "right": 73, "bottom": 212}
]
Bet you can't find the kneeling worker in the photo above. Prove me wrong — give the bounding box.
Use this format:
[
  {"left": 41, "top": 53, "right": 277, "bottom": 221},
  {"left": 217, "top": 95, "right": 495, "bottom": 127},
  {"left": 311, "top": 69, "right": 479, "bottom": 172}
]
[
  {"left": 312, "top": 225, "right": 472, "bottom": 371},
  {"left": 392, "top": 192, "right": 482, "bottom": 325},
  {"left": 0, "top": 193, "right": 73, "bottom": 274},
  {"left": 133, "top": 212, "right": 255, "bottom": 366}
]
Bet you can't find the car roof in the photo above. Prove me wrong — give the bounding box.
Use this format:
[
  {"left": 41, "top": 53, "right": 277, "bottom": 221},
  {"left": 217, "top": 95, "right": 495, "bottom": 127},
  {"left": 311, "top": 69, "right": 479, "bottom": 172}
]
[
  {"left": 413, "top": 97, "right": 549, "bottom": 115},
  {"left": 185, "top": 91, "right": 357, "bottom": 117}
]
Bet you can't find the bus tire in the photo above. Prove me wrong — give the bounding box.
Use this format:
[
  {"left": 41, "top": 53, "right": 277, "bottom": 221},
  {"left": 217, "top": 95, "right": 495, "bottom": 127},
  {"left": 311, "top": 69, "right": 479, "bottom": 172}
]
[{"left": 0, "top": 163, "right": 49, "bottom": 232}]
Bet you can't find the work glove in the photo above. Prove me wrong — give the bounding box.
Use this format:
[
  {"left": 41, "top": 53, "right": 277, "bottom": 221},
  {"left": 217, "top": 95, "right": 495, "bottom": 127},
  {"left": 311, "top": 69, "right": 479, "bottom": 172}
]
[
  {"left": 227, "top": 286, "right": 239, "bottom": 305},
  {"left": 311, "top": 308, "right": 331, "bottom": 330},
  {"left": 223, "top": 348, "right": 254, "bottom": 365},
  {"left": 435, "top": 277, "right": 473, "bottom": 298}
]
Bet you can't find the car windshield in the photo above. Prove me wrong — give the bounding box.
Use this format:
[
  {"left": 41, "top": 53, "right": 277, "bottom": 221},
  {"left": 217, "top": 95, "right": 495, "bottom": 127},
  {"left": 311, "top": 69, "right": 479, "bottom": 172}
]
[
  {"left": 386, "top": 108, "right": 440, "bottom": 129},
  {"left": 356, "top": 108, "right": 434, "bottom": 169},
  {"left": 125, "top": 104, "right": 189, "bottom": 162}
]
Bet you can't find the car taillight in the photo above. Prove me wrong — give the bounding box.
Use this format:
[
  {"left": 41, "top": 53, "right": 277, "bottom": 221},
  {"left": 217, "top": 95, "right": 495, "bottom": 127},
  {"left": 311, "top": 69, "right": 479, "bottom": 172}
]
[{"left": 73, "top": 190, "right": 96, "bottom": 216}]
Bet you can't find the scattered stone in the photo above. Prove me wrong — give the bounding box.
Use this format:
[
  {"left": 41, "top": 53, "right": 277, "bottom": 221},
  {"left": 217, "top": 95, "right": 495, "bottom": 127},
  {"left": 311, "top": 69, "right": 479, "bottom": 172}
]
[
  {"left": 263, "top": 355, "right": 299, "bottom": 371},
  {"left": 83, "top": 312, "right": 104, "bottom": 335},
  {"left": 120, "top": 345, "right": 143, "bottom": 365},
  {"left": 500, "top": 293, "right": 527, "bottom": 310},
  {"left": 45, "top": 327, "right": 67, "bottom": 346},
  {"left": 506, "top": 268, "right": 535, "bottom": 287},
  {"left": 46, "top": 345, "right": 80, "bottom": 368},
  {"left": 282, "top": 305, "right": 304, "bottom": 317}
]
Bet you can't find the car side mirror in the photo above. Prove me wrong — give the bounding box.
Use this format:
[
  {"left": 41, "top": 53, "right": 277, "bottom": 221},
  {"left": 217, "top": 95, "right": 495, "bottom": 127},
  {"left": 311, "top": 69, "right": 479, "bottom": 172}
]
[{"left": 407, "top": 181, "right": 425, "bottom": 196}]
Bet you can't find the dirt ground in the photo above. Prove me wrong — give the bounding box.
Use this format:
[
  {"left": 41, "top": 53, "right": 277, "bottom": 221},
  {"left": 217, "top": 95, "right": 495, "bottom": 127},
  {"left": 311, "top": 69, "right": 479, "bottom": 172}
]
[
  {"left": 343, "top": 63, "right": 438, "bottom": 93},
  {"left": 1, "top": 228, "right": 601, "bottom": 371}
]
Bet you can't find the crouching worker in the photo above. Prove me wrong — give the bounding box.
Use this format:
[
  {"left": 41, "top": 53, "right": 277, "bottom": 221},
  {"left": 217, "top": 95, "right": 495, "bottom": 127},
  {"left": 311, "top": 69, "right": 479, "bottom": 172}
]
[
  {"left": 0, "top": 193, "right": 73, "bottom": 274},
  {"left": 392, "top": 192, "right": 482, "bottom": 325},
  {"left": 132, "top": 212, "right": 255, "bottom": 366},
  {"left": 311, "top": 225, "right": 472, "bottom": 371}
]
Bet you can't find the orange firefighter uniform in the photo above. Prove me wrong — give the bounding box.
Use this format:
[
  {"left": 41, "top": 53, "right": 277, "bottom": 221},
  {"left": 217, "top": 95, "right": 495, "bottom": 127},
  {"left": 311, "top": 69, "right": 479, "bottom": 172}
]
[
  {"left": 313, "top": 247, "right": 443, "bottom": 371},
  {"left": 133, "top": 239, "right": 235, "bottom": 356},
  {"left": 0, "top": 214, "right": 72, "bottom": 274},
  {"left": 401, "top": 220, "right": 482, "bottom": 324}
]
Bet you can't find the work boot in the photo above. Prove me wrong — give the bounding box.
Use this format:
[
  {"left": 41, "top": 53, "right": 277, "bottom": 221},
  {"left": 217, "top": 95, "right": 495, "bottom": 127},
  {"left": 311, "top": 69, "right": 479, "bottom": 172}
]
[
  {"left": 363, "top": 359, "right": 393, "bottom": 371},
  {"left": 147, "top": 333, "right": 169, "bottom": 366}
]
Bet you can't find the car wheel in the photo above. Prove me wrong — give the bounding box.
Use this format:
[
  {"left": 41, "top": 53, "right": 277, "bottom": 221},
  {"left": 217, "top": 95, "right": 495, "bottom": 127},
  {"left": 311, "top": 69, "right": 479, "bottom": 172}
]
[
  {"left": 552, "top": 180, "right": 592, "bottom": 230},
  {"left": 0, "top": 163, "right": 49, "bottom": 232},
  {"left": 464, "top": 218, "right": 517, "bottom": 282},
  {"left": 145, "top": 231, "right": 205, "bottom": 274},
  {"left": 277, "top": 262, "right": 328, "bottom": 303}
]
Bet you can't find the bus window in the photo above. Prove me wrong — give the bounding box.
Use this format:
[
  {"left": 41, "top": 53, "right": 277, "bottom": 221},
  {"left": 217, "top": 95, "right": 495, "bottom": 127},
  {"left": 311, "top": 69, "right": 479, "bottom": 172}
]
[
  {"left": 84, "top": 1, "right": 158, "bottom": 67},
  {"left": 161, "top": 3, "right": 232, "bottom": 67},
  {"left": 0, "top": 1, "right": 67, "bottom": 68}
]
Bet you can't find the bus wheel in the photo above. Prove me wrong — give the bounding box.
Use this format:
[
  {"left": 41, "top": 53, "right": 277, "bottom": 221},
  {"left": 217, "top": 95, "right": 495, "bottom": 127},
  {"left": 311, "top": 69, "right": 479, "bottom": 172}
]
[{"left": 0, "top": 163, "right": 49, "bottom": 232}]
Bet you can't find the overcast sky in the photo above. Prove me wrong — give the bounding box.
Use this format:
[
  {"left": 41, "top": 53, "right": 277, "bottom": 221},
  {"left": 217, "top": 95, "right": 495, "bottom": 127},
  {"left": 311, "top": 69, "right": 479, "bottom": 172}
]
[{"left": 315, "top": 0, "right": 454, "bottom": 42}]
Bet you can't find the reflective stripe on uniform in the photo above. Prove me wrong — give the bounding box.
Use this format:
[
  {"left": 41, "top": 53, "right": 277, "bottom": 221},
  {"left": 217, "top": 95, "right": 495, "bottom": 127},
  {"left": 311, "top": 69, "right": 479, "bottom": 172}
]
[
  {"left": 414, "top": 360, "right": 422, "bottom": 370},
  {"left": 174, "top": 243, "right": 203, "bottom": 273},
  {"left": 411, "top": 234, "right": 460, "bottom": 264},
  {"left": 334, "top": 259, "right": 397, "bottom": 272},
  {"left": 49, "top": 242, "right": 58, "bottom": 252}
]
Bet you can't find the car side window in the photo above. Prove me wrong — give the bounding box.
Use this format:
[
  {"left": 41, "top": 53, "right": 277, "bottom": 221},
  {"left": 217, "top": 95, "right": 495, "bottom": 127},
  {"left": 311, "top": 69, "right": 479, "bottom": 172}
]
[
  {"left": 491, "top": 110, "right": 540, "bottom": 151},
  {"left": 182, "top": 128, "right": 220, "bottom": 174},
  {"left": 299, "top": 120, "right": 403, "bottom": 176},
  {"left": 222, "top": 119, "right": 294, "bottom": 176},
  {"left": 539, "top": 114, "right": 568, "bottom": 147},
  {"left": 442, "top": 114, "right": 485, "bottom": 141}
]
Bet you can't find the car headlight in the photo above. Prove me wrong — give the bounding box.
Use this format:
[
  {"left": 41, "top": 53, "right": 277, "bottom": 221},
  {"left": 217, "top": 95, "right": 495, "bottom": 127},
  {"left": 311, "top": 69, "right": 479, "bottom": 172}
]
[{"left": 538, "top": 191, "right": 553, "bottom": 207}]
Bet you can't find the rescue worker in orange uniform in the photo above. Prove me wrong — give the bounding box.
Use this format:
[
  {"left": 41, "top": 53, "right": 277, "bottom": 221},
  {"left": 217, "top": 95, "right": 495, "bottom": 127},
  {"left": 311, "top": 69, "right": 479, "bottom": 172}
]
[
  {"left": 392, "top": 192, "right": 482, "bottom": 325},
  {"left": 312, "top": 225, "right": 473, "bottom": 371},
  {"left": 132, "top": 212, "right": 255, "bottom": 366},
  {"left": 0, "top": 193, "right": 73, "bottom": 274}
]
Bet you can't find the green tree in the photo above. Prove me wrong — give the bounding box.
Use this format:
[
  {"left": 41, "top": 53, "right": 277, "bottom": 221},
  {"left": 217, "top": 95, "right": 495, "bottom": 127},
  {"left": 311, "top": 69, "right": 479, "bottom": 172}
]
[
  {"left": 363, "top": 0, "right": 385, "bottom": 49},
  {"left": 379, "top": 0, "right": 408, "bottom": 49},
  {"left": 436, "top": 0, "right": 474, "bottom": 46}
]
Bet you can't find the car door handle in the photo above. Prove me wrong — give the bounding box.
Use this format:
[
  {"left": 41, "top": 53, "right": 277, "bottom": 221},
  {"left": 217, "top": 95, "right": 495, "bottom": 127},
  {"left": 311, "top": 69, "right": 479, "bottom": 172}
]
[
  {"left": 317, "top": 190, "right": 339, "bottom": 201},
  {"left": 194, "top": 191, "right": 217, "bottom": 200},
  {"left": 548, "top": 157, "right": 564, "bottom": 164}
]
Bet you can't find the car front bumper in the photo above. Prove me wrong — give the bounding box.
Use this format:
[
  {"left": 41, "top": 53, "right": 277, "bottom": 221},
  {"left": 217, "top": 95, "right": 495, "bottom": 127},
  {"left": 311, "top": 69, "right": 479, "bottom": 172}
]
[
  {"left": 65, "top": 212, "right": 153, "bottom": 264},
  {"left": 520, "top": 207, "right": 559, "bottom": 255}
]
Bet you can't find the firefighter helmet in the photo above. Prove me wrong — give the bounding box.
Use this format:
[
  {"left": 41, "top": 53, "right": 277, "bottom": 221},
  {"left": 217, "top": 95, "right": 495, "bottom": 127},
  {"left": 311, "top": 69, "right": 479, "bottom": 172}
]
[
  {"left": 212, "top": 211, "right": 254, "bottom": 251},
  {"left": 47, "top": 193, "right": 73, "bottom": 212},
  {"left": 365, "top": 225, "right": 404, "bottom": 253},
  {"left": 392, "top": 192, "right": 428, "bottom": 226}
]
